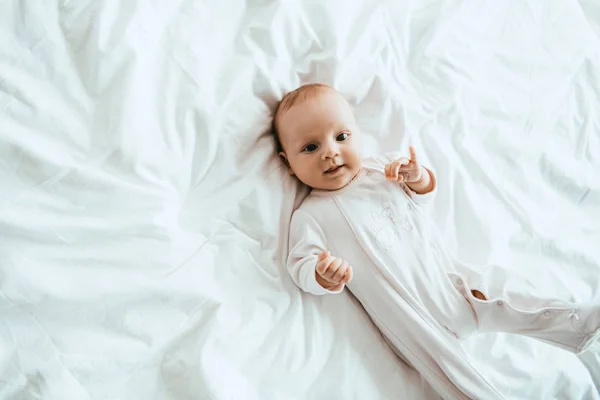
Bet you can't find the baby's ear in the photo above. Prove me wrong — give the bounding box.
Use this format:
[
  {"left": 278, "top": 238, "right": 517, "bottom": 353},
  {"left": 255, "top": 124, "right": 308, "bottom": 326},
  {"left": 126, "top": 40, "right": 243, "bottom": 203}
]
[{"left": 278, "top": 152, "right": 295, "bottom": 176}]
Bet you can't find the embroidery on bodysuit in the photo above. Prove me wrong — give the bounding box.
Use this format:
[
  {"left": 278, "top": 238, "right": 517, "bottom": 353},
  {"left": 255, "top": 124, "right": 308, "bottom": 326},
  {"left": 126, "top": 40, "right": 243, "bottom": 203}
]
[
  {"left": 370, "top": 209, "right": 393, "bottom": 253},
  {"left": 386, "top": 202, "right": 415, "bottom": 234},
  {"left": 370, "top": 202, "right": 414, "bottom": 253}
]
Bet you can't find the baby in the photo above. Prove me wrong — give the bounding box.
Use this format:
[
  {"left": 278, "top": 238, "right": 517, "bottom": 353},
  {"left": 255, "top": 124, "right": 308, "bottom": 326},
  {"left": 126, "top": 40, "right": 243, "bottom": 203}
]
[{"left": 273, "top": 83, "right": 600, "bottom": 399}]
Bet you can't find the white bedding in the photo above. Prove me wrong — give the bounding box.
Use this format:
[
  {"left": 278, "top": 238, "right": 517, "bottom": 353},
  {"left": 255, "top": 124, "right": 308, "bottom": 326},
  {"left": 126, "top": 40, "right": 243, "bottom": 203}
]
[{"left": 1, "top": 1, "right": 599, "bottom": 399}]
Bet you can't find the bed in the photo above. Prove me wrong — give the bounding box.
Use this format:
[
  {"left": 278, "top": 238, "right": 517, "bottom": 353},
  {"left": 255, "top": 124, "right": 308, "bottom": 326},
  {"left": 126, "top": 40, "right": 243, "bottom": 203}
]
[{"left": 1, "top": 0, "right": 599, "bottom": 399}]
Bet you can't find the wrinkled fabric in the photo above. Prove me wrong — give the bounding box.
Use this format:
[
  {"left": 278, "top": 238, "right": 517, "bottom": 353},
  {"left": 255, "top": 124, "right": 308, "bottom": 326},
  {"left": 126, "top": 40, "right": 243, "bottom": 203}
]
[{"left": 1, "top": 1, "right": 600, "bottom": 399}]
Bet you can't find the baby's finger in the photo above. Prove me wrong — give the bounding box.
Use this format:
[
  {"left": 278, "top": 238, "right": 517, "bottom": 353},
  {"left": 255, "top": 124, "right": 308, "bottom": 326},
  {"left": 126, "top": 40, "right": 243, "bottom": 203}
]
[
  {"left": 397, "top": 157, "right": 410, "bottom": 166},
  {"left": 318, "top": 251, "right": 329, "bottom": 262},
  {"left": 409, "top": 145, "right": 418, "bottom": 162},
  {"left": 392, "top": 161, "right": 401, "bottom": 181},
  {"left": 316, "top": 256, "right": 332, "bottom": 275},
  {"left": 397, "top": 164, "right": 416, "bottom": 177},
  {"left": 393, "top": 162, "right": 406, "bottom": 182},
  {"left": 384, "top": 163, "right": 391, "bottom": 179},
  {"left": 332, "top": 260, "right": 348, "bottom": 283},
  {"left": 341, "top": 266, "right": 353, "bottom": 284},
  {"left": 324, "top": 257, "right": 343, "bottom": 280}
]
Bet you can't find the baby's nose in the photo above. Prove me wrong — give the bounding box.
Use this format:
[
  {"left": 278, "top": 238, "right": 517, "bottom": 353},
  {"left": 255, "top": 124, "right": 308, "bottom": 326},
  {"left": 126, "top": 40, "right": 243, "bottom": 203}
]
[{"left": 322, "top": 144, "right": 339, "bottom": 159}]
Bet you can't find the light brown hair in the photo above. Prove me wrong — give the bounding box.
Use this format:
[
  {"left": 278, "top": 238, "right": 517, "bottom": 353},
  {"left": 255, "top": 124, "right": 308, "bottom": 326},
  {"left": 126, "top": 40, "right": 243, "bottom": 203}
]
[{"left": 271, "top": 83, "right": 335, "bottom": 152}]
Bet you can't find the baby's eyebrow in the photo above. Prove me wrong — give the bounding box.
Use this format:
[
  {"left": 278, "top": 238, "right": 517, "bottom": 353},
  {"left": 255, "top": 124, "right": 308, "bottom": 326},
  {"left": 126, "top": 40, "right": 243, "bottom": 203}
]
[
  {"left": 298, "top": 136, "right": 316, "bottom": 146},
  {"left": 286, "top": 134, "right": 310, "bottom": 148}
]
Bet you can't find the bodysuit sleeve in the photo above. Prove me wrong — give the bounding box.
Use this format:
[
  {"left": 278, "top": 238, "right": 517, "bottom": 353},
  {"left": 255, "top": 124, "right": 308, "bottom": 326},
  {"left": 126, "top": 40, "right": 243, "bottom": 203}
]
[
  {"left": 287, "top": 209, "right": 345, "bottom": 296},
  {"left": 376, "top": 152, "right": 437, "bottom": 206}
]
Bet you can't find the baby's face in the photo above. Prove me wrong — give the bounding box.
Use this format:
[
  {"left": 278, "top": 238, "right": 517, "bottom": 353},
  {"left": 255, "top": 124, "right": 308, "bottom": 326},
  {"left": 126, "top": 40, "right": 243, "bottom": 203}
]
[{"left": 278, "top": 90, "right": 362, "bottom": 191}]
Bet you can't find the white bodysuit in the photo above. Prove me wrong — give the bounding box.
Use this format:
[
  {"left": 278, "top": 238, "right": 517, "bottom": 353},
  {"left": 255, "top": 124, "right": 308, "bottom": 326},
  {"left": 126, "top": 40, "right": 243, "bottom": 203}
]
[{"left": 287, "top": 153, "right": 600, "bottom": 400}]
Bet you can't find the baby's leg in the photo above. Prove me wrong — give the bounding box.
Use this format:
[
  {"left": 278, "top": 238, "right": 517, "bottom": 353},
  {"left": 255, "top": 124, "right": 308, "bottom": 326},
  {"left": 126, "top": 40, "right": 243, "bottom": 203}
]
[{"left": 450, "top": 261, "right": 600, "bottom": 354}]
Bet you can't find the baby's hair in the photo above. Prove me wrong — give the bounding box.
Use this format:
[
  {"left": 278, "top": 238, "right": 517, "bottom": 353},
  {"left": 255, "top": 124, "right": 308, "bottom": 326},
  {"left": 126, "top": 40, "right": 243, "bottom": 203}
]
[{"left": 271, "top": 83, "right": 335, "bottom": 152}]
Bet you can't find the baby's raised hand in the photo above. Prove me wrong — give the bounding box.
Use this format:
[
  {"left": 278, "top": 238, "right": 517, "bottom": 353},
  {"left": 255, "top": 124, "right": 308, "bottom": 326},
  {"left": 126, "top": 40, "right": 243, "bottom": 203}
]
[
  {"left": 315, "top": 251, "right": 353, "bottom": 290},
  {"left": 384, "top": 146, "right": 423, "bottom": 183}
]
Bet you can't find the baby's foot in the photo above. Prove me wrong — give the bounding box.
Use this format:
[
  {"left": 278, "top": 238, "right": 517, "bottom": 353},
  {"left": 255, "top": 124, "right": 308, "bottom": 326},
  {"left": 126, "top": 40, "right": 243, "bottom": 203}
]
[{"left": 471, "top": 289, "right": 487, "bottom": 301}]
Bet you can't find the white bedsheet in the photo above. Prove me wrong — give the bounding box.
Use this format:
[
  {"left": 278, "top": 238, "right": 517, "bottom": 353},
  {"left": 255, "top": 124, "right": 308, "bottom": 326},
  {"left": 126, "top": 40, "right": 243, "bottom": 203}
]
[{"left": 1, "top": 1, "right": 599, "bottom": 399}]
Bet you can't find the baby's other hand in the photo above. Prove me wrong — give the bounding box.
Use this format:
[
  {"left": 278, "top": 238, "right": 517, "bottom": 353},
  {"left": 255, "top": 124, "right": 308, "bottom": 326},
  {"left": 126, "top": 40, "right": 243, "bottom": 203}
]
[
  {"left": 384, "top": 146, "right": 424, "bottom": 183},
  {"left": 315, "top": 251, "right": 353, "bottom": 290}
]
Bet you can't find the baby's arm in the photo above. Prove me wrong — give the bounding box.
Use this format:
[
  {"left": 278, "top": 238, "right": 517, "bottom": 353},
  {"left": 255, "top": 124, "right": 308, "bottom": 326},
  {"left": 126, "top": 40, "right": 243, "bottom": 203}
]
[{"left": 287, "top": 210, "right": 352, "bottom": 295}]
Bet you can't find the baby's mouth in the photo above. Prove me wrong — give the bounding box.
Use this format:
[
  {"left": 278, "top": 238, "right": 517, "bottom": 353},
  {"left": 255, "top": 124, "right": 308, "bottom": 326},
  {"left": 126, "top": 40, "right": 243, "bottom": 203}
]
[{"left": 324, "top": 165, "right": 344, "bottom": 174}]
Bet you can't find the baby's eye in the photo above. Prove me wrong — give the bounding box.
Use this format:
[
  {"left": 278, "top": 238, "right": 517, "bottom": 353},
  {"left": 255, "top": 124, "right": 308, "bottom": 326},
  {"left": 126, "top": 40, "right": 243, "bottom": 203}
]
[
  {"left": 302, "top": 144, "right": 318, "bottom": 153},
  {"left": 336, "top": 132, "right": 350, "bottom": 141}
]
